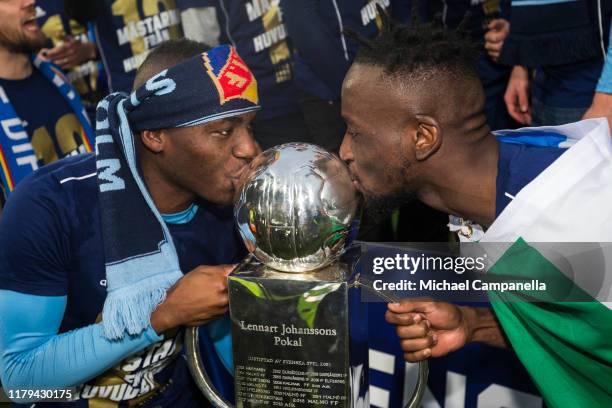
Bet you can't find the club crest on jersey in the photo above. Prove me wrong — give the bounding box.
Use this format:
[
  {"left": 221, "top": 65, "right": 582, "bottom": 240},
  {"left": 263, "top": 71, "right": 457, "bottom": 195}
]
[{"left": 203, "top": 46, "right": 259, "bottom": 105}]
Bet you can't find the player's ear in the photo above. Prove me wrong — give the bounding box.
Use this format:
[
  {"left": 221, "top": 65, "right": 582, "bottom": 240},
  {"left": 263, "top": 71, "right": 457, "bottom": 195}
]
[
  {"left": 413, "top": 115, "right": 442, "bottom": 161},
  {"left": 140, "top": 130, "right": 165, "bottom": 153}
]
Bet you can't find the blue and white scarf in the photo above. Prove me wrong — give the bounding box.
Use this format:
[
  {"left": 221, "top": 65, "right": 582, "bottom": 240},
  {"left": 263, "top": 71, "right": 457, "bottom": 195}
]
[
  {"left": 96, "top": 44, "right": 260, "bottom": 339},
  {"left": 0, "top": 55, "right": 94, "bottom": 197}
]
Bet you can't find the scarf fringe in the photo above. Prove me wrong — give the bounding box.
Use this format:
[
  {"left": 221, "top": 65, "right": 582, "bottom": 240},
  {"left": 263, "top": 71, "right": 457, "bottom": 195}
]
[{"left": 101, "top": 271, "right": 182, "bottom": 340}]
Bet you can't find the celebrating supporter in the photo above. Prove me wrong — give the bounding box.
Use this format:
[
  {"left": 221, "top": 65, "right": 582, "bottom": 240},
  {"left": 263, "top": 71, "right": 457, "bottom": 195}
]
[
  {"left": 65, "top": 0, "right": 184, "bottom": 93},
  {"left": 0, "top": 0, "right": 94, "bottom": 204},
  {"left": 37, "top": 0, "right": 107, "bottom": 121},
  {"left": 0, "top": 39, "right": 257, "bottom": 405}
]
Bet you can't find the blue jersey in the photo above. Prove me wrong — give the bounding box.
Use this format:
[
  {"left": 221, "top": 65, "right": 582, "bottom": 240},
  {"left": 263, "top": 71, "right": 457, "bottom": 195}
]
[
  {"left": 93, "top": 0, "right": 183, "bottom": 92},
  {"left": 176, "top": 0, "right": 299, "bottom": 120},
  {"left": 0, "top": 70, "right": 89, "bottom": 167},
  {"left": 495, "top": 142, "right": 565, "bottom": 216},
  {"left": 37, "top": 0, "right": 107, "bottom": 111},
  {"left": 0, "top": 154, "right": 243, "bottom": 406}
]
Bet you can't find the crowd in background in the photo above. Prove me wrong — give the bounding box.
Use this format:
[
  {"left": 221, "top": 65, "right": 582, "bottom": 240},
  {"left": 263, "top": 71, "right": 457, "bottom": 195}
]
[{"left": 0, "top": 0, "right": 611, "bottom": 234}]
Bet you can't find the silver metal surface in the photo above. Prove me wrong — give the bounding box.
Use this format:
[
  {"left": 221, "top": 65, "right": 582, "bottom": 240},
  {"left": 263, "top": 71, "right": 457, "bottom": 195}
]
[
  {"left": 187, "top": 143, "right": 428, "bottom": 407},
  {"left": 355, "top": 276, "right": 429, "bottom": 408},
  {"left": 228, "top": 258, "right": 355, "bottom": 407},
  {"left": 185, "top": 327, "right": 232, "bottom": 408},
  {"left": 234, "top": 143, "right": 359, "bottom": 272}
]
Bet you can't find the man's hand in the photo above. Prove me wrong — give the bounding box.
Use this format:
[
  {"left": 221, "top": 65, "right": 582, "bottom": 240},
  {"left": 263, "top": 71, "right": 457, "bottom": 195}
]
[
  {"left": 385, "top": 300, "right": 470, "bottom": 362},
  {"left": 39, "top": 36, "right": 97, "bottom": 70},
  {"left": 386, "top": 301, "right": 509, "bottom": 362},
  {"left": 150, "top": 264, "right": 234, "bottom": 334},
  {"left": 504, "top": 66, "right": 532, "bottom": 125},
  {"left": 484, "top": 19, "right": 510, "bottom": 61}
]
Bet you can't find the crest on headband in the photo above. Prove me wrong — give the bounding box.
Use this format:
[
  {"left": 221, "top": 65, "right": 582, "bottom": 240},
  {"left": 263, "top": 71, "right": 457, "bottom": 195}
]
[{"left": 202, "top": 46, "right": 259, "bottom": 105}]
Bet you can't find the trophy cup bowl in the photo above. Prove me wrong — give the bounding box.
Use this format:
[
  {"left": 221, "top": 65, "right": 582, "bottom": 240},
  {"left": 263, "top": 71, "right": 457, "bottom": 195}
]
[
  {"left": 186, "top": 143, "right": 428, "bottom": 407},
  {"left": 234, "top": 143, "right": 359, "bottom": 272}
]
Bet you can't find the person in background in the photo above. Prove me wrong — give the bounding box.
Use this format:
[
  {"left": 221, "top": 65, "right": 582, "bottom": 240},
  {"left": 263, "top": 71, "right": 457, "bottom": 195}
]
[
  {"left": 485, "top": 0, "right": 612, "bottom": 126},
  {"left": 279, "top": 0, "right": 413, "bottom": 154},
  {"left": 65, "top": 0, "right": 184, "bottom": 93},
  {"left": 584, "top": 21, "right": 612, "bottom": 126},
  {"left": 0, "top": 0, "right": 94, "bottom": 206},
  {"left": 444, "top": 0, "right": 516, "bottom": 131},
  {"left": 177, "top": 0, "right": 311, "bottom": 150},
  {"left": 36, "top": 0, "right": 107, "bottom": 122}
]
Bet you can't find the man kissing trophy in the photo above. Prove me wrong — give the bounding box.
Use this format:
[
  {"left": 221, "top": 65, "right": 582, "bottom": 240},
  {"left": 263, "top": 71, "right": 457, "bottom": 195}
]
[{"left": 186, "top": 143, "right": 428, "bottom": 407}]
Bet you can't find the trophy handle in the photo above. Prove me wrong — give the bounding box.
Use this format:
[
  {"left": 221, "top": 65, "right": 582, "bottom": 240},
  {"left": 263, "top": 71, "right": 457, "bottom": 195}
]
[
  {"left": 185, "top": 256, "right": 256, "bottom": 408},
  {"left": 354, "top": 276, "right": 429, "bottom": 408},
  {"left": 185, "top": 325, "right": 234, "bottom": 408}
]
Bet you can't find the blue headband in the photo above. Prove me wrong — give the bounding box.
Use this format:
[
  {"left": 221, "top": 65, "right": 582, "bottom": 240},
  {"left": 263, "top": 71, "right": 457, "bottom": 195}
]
[{"left": 125, "top": 44, "right": 260, "bottom": 132}]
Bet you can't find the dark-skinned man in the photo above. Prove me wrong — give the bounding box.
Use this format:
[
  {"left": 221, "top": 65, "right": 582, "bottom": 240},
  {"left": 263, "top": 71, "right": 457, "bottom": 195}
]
[
  {"left": 340, "top": 16, "right": 612, "bottom": 408},
  {"left": 0, "top": 39, "right": 259, "bottom": 406}
]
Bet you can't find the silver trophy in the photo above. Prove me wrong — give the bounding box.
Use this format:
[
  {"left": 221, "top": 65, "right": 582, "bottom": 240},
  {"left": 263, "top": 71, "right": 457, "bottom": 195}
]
[{"left": 186, "top": 143, "right": 428, "bottom": 407}]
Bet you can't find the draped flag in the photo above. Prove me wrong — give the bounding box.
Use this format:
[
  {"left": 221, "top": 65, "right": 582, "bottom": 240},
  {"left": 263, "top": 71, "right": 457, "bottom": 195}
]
[{"left": 482, "top": 119, "right": 612, "bottom": 407}]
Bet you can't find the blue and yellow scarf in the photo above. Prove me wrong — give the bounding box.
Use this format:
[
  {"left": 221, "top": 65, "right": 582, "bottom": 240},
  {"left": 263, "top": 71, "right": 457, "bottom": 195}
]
[{"left": 0, "top": 56, "right": 94, "bottom": 198}]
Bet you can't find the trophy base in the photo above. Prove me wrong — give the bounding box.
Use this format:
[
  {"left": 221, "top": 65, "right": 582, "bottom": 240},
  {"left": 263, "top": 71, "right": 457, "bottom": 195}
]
[{"left": 228, "top": 254, "right": 367, "bottom": 408}]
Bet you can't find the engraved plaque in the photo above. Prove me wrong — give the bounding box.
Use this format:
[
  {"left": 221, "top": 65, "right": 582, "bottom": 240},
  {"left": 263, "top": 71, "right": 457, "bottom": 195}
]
[{"left": 229, "top": 258, "right": 365, "bottom": 407}]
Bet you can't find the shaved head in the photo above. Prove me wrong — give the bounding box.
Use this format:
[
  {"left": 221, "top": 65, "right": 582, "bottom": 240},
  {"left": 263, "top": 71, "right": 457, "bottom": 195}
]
[{"left": 133, "top": 39, "right": 210, "bottom": 90}]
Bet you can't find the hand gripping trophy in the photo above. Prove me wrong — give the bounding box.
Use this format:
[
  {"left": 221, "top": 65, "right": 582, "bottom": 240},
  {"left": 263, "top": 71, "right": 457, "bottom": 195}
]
[{"left": 186, "top": 143, "right": 428, "bottom": 407}]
